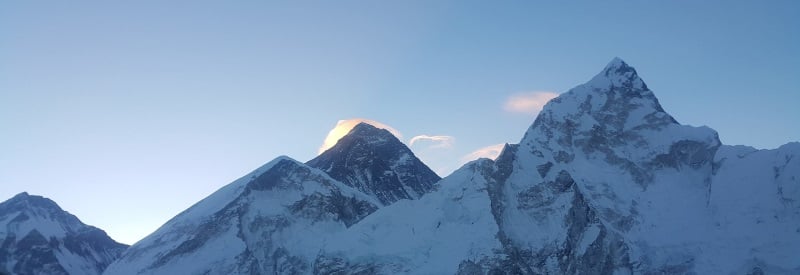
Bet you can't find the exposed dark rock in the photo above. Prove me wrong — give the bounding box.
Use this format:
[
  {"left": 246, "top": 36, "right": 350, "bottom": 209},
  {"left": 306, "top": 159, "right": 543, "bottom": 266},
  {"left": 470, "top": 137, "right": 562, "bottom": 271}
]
[{"left": 308, "top": 123, "right": 440, "bottom": 205}]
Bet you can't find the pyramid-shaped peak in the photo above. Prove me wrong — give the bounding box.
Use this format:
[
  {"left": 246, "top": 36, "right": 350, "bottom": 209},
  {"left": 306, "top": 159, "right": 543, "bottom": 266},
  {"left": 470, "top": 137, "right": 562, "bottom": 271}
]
[
  {"left": 599, "top": 57, "right": 633, "bottom": 79},
  {"left": 602, "top": 57, "right": 636, "bottom": 78},
  {"left": 332, "top": 122, "right": 403, "bottom": 149},
  {"left": 349, "top": 122, "right": 393, "bottom": 136},
  {"left": 604, "top": 57, "right": 630, "bottom": 70},
  {"left": 582, "top": 57, "right": 648, "bottom": 93},
  {"left": 521, "top": 57, "right": 708, "bottom": 162},
  {"left": 308, "top": 122, "right": 440, "bottom": 206}
]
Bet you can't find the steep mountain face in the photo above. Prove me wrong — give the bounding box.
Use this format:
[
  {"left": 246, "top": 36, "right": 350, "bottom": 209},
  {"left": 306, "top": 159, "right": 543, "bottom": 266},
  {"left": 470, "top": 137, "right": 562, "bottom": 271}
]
[
  {"left": 483, "top": 57, "right": 724, "bottom": 274},
  {"left": 313, "top": 58, "right": 800, "bottom": 274},
  {"left": 0, "top": 193, "right": 128, "bottom": 275},
  {"left": 493, "top": 58, "right": 798, "bottom": 274},
  {"left": 707, "top": 143, "right": 800, "bottom": 274},
  {"left": 104, "top": 157, "right": 380, "bottom": 275},
  {"left": 307, "top": 123, "right": 440, "bottom": 206}
]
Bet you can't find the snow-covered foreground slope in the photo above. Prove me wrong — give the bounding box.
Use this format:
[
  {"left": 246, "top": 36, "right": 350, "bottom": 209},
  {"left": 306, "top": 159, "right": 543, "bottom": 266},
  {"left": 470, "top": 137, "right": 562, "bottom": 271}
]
[
  {"left": 105, "top": 58, "right": 799, "bottom": 274},
  {"left": 0, "top": 193, "right": 128, "bottom": 275},
  {"left": 706, "top": 143, "right": 800, "bottom": 274},
  {"left": 316, "top": 158, "right": 503, "bottom": 274}
]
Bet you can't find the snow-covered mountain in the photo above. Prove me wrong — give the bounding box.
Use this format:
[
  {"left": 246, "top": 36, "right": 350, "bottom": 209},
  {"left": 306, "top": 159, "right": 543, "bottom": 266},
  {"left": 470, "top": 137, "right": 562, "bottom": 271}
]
[
  {"left": 104, "top": 156, "right": 383, "bottom": 274},
  {"left": 104, "top": 58, "right": 799, "bottom": 274},
  {"left": 0, "top": 192, "right": 128, "bottom": 275},
  {"left": 307, "top": 122, "right": 440, "bottom": 206},
  {"left": 105, "top": 123, "right": 442, "bottom": 274},
  {"left": 314, "top": 58, "right": 800, "bottom": 274}
]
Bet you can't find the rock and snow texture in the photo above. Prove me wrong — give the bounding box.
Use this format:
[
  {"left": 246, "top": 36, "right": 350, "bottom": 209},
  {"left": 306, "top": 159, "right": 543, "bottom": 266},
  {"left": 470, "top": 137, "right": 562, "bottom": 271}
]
[
  {"left": 106, "top": 124, "right": 443, "bottom": 275},
  {"left": 102, "top": 58, "right": 799, "bottom": 274},
  {"left": 312, "top": 58, "right": 800, "bottom": 274},
  {"left": 315, "top": 158, "right": 504, "bottom": 274},
  {"left": 104, "top": 157, "right": 381, "bottom": 275},
  {"left": 707, "top": 143, "right": 800, "bottom": 274},
  {"left": 307, "top": 123, "right": 440, "bottom": 206},
  {"left": 0, "top": 193, "right": 128, "bottom": 275},
  {"left": 482, "top": 57, "right": 727, "bottom": 274}
]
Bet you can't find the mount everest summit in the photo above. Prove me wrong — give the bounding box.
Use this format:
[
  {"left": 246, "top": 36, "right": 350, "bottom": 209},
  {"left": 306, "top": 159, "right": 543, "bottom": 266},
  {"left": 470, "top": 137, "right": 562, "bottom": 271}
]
[
  {"left": 307, "top": 123, "right": 441, "bottom": 206},
  {"left": 104, "top": 123, "right": 442, "bottom": 274},
  {"left": 3, "top": 58, "right": 799, "bottom": 274}
]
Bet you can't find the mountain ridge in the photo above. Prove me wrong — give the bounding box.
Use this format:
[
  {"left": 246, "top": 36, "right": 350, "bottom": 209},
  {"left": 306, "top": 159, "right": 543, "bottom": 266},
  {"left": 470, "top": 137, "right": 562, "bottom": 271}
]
[
  {"left": 5, "top": 57, "right": 796, "bottom": 275},
  {"left": 0, "top": 192, "right": 128, "bottom": 275},
  {"left": 104, "top": 122, "right": 442, "bottom": 274},
  {"left": 310, "top": 58, "right": 800, "bottom": 274}
]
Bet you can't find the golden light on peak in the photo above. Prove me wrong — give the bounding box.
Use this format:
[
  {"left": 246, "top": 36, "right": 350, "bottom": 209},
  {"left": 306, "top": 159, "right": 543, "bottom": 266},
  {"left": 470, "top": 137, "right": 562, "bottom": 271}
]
[{"left": 317, "top": 119, "right": 402, "bottom": 155}]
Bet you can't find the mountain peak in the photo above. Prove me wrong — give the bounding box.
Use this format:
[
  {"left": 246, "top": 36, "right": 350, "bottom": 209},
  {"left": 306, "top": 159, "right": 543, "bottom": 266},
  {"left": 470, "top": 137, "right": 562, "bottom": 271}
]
[
  {"left": 350, "top": 121, "right": 383, "bottom": 132},
  {"left": 4, "top": 192, "right": 62, "bottom": 212},
  {"left": 347, "top": 122, "right": 396, "bottom": 140},
  {"left": 584, "top": 57, "right": 648, "bottom": 93},
  {"left": 308, "top": 122, "right": 440, "bottom": 206},
  {"left": 604, "top": 57, "right": 628, "bottom": 71},
  {"left": 523, "top": 58, "right": 715, "bottom": 170},
  {"left": 602, "top": 57, "right": 637, "bottom": 82},
  {"left": 0, "top": 193, "right": 128, "bottom": 275},
  {"left": 9, "top": 191, "right": 33, "bottom": 202}
]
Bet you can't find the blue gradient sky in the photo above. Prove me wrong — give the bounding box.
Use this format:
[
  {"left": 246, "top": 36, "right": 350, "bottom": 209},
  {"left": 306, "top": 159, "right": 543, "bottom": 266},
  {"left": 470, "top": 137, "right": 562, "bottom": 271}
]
[{"left": 1, "top": 1, "right": 798, "bottom": 244}]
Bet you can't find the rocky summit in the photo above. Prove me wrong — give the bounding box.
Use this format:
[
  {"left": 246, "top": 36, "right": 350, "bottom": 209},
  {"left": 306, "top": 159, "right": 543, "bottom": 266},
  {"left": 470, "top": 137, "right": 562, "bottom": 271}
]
[{"left": 308, "top": 123, "right": 440, "bottom": 206}]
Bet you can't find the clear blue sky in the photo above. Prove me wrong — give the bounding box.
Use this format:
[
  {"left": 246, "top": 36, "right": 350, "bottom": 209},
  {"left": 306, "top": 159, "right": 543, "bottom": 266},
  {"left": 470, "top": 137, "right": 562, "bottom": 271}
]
[{"left": 1, "top": 1, "right": 798, "bottom": 244}]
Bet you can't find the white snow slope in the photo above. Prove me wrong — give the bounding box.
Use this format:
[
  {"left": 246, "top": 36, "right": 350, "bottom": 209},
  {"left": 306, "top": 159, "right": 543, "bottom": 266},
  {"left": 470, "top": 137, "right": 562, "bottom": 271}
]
[
  {"left": 104, "top": 157, "right": 381, "bottom": 275},
  {"left": 317, "top": 159, "right": 504, "bottom": 274}
]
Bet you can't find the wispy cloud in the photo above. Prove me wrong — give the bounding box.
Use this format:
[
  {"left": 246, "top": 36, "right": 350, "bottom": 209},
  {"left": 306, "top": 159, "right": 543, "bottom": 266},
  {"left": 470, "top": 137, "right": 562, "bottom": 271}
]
[
  {"left": 409, "top": 135, "right": 455, "bottom": 149},
  {"left": 504, "top": 91, "right": 559, "bottom": 114},
  {"left": 460, "top": 143, "right": 506, "bottom": 163},
  {"left": 318, "top": 118, "right": 402, "bottom": 154}
]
